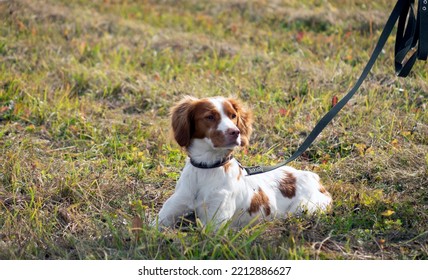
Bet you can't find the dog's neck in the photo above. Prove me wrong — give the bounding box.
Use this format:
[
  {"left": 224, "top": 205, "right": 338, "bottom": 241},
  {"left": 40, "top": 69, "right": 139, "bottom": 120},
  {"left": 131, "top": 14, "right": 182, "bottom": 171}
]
[{"left": 187, "top": 138, "right": 234, "bottom": 167}]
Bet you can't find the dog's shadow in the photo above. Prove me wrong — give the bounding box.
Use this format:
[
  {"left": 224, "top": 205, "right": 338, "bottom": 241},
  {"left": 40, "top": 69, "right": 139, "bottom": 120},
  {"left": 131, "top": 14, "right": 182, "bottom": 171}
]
[{"left": 174, "top": 212, "right": 197, "bottom": 230}]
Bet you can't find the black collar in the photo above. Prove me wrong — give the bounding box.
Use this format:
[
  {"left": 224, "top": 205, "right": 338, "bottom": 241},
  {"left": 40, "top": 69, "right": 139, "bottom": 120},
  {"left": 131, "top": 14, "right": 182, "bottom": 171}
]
[{"left": 189, "top": 155, "right": 233, "bottom": 169}]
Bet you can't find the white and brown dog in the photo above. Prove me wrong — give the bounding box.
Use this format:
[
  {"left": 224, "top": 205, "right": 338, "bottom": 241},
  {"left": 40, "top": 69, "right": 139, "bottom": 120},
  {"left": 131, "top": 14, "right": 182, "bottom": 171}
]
[{"left": 157, "top": 96, "right": 332, "bottom": 228}]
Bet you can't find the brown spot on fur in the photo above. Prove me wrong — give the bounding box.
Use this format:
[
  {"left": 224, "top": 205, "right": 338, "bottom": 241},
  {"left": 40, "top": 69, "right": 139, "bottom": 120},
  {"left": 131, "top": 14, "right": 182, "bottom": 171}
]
[
  {"left": 192, "top": 99, "right": 221, "bottom": 141},
  {"left": 248, "top": 188, "right": 271, "bottom": 216},
  {"left": 319, "top": 184, "right": 331, "bottom": 197},
  {"left": 223, "top": 161, "right": 232, "bottom": 173},
  {"left": 279, "top": 171, "right": 296, "bottom": 198},
  {"left": 237, "top": 167, "right": 243, "bottom": 181}
]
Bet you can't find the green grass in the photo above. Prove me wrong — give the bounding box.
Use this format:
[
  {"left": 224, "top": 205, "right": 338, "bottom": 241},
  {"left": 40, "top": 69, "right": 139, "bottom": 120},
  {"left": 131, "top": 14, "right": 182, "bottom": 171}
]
[{"left": 0, "top": 0, "right": 427, "bottom": 260}]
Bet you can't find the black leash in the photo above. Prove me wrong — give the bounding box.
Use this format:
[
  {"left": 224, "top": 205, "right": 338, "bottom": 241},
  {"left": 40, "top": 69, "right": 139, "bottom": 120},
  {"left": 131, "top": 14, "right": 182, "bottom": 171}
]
[{"left": 245, "top": 0, "right": 427, "bottom": 176}]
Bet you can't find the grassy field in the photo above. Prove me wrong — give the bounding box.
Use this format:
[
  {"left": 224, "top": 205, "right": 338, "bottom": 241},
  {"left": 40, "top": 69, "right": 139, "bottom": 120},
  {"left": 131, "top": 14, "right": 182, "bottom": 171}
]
[{"left": 0, "top": 0, "right": 427, "bottom": 260}]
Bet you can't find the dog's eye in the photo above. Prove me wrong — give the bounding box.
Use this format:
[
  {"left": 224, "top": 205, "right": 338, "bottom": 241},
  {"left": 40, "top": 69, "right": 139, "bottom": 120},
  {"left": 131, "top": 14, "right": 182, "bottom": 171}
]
[
  {"left": 231, "top": 114, "right": 237, "bottom": 119},
  {"left": 206, "top": 115, "right": 215, "bottom": 121}
]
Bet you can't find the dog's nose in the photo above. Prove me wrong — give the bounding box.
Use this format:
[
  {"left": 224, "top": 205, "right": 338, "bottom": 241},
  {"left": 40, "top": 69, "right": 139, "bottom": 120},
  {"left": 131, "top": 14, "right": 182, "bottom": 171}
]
[{"left": 227, "top": 128, "right": 240, "bottom": 138}]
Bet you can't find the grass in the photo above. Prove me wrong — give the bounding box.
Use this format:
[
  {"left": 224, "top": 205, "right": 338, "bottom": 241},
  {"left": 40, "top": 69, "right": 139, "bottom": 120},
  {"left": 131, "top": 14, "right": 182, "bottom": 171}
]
[{"left": 0, "top": 0, "right": 427, "bottom": 260}]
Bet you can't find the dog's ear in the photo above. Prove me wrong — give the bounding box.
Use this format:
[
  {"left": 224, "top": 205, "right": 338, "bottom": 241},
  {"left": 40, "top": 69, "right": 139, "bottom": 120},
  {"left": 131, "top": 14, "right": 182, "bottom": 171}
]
[
  {"left": 170, "top": 96, "right": 196, "bottom": 148},
  {"left": 227, "top": 98, "right": 253, "bottom": 147}
]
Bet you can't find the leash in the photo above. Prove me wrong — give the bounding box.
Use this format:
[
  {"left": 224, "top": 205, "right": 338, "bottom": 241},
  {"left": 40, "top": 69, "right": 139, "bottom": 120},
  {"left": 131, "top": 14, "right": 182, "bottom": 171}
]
[{"left": 245, "top": 0, "right": 427, "bottom": 176}]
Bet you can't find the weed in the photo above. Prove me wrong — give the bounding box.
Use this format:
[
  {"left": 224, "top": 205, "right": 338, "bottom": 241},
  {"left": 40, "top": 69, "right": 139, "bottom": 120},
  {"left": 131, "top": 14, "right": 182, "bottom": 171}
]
[{"left": 0, "top": 0, "right": 426, "bottom": 260}]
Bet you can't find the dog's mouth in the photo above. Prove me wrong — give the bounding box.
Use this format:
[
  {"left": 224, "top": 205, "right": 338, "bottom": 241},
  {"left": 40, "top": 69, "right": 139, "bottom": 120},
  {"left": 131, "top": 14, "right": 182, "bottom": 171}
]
[
  {"left": 211, "top": 133, "right": 241, "bottom": 149},
  {"left": 225, "top": 136, "right": 241, "bottom": 148},
  {"left": 209, "top": 130, "right": 241, "bottom": 149}
]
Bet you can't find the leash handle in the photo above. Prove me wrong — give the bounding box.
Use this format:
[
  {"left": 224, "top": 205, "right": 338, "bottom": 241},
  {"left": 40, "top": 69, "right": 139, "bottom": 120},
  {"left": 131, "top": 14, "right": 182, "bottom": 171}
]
[
  {"left": 246, "top": 0, "right": 425, "bottom": 176},
  {"left": 395, "top": 0, "right": 428, "bottom": 76}
]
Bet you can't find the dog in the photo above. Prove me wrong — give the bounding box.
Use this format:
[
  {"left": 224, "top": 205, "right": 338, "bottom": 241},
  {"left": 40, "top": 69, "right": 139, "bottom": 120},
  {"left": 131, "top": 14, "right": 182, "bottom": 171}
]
[{"left": 157, "top": 96, "right": 332, "bottom": 228}]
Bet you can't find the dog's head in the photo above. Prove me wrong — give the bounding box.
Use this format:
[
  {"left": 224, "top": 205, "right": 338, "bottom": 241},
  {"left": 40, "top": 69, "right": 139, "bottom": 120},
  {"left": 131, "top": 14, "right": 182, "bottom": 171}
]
[{"left": 170, "top": 96, "right": 253, "bottom": 151}]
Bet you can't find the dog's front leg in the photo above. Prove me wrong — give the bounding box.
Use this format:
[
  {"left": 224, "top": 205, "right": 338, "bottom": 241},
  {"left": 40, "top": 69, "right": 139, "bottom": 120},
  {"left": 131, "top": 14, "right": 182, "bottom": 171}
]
[
  {"left": 156, "top": 191, "right": 191, "bottom": 229},
  {"left": 197, "top": 194, "right": 237, "bottom": 228}
]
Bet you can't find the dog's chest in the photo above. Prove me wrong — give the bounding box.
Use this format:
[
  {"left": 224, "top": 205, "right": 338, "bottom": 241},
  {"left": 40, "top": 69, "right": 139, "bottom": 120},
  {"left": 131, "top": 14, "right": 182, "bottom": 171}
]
[{"left": 181, "top": 164, "right": 248, "bottom": 205}]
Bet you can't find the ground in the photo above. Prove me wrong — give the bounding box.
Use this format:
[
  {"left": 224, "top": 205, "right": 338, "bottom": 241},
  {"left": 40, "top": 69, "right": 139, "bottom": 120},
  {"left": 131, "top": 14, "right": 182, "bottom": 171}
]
[{"left": 0, "top": 0, "right": 427, "bottom": 259}]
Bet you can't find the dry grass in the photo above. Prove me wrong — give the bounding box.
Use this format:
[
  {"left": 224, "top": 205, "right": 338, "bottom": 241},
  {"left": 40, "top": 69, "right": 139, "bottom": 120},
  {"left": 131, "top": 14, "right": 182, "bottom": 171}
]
[{"left": 0, "top": 0, "right": 427, "bottom": 259}]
